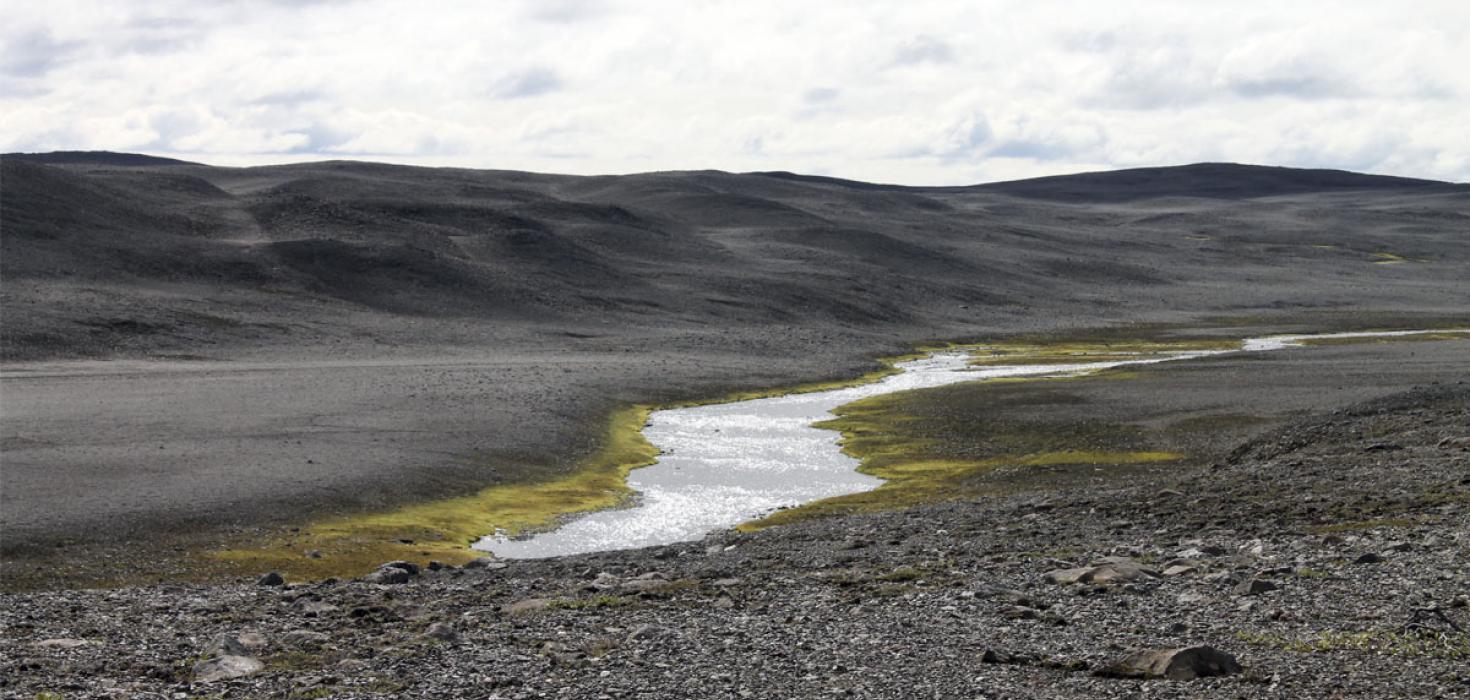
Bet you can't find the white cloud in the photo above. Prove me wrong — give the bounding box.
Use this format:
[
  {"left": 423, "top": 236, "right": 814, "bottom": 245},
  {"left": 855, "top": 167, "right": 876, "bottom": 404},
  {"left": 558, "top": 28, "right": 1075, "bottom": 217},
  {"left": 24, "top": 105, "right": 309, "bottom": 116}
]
[{"left": 1, "top": 0, "right": 1467, "bottom": 183}]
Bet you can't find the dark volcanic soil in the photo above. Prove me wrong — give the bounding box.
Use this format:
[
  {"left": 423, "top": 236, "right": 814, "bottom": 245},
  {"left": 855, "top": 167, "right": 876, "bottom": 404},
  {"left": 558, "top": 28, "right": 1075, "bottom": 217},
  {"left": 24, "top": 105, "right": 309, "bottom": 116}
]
[
  {"left": 3, "top": 382, "right": 1465, "bottom": 699},
  {"left": 2, "top": 153, "right": 1467, "bottom": 568}
]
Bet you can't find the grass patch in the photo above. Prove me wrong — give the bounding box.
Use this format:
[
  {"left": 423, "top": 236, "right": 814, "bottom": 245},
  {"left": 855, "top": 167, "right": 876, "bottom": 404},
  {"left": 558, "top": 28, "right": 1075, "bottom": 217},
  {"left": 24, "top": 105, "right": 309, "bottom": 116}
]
[
  {"left": 209, "top": 404, "right": 660, "bottom": 581},
  {"left": 965, "top": 339, "right": 1235, "bottom": 367},
  {"left": 1237, "top": 629, "right": 1470, "bottom": 659},
  {"left": 742, "top": 344, "right": 1199, "bottom": 530},
  {"left": 1309, "top": 517, "right": 1418, "bottom": 534},
  {"left": 547, "top": 595, "right": 637, "bottom": 610}
]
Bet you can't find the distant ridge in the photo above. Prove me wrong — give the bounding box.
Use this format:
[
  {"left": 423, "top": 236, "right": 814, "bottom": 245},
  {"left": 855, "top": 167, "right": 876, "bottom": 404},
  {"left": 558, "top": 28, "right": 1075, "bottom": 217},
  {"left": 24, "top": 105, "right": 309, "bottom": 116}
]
[
  {"left": 971, "top": 162, "right": 1455, "bottom": 201},
  {"left": 2, "top": 150, "right": 199, "bottom": 167},
  {"left": 4, "top": 152, "right": 1455, "bottom": 200}
]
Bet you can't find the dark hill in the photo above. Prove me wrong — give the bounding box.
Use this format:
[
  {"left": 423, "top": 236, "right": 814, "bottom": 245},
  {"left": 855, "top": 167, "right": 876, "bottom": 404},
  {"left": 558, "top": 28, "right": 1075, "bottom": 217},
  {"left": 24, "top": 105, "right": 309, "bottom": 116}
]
[
  {"left": 973, "top": 162, "right": 1457, "bottom": 201},
  {"left": 2, "top": 150, "right": 199, "bottom": 167},
  {"left": 1, "top": 155, "right": 1466, "bottom": 360}
]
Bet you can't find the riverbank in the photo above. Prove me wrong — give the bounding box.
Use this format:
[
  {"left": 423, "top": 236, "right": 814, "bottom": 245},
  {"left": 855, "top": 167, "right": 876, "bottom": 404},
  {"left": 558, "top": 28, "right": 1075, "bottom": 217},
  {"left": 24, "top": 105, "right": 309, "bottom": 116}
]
[
  {"left": 4, "top": 378, "right": 1465, "bottom": 698},
  {"left": 4, "top": 317, "right": 1467, "bottom": 591}
]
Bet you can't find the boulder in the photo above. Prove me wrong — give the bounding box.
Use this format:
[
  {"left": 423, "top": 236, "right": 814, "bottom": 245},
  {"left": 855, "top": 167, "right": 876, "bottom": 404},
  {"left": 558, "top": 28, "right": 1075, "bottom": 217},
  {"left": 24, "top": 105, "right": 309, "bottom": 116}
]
[
  {"left": 1235, "top": 577, "right": 1279, "bottom": 596},
  {"left": 424, "top": 622, "right": 459, "bottom": 643},
  {"left": 32, "top": 638, "right": 96, "bottom": 649},
  {"left": 381, "top": 560, "right": 420, "bottom": 576},
  {"left": 193, "top": 655, "right": 264, "bottom": 683},
  {"left": 1354, "top": 552, "right": 1385, "bottom": 564},
  {"left": 1045, "top": 558, "right": 1158, "bottom": 585},
  {"left": 1102, "top": 645, "right": 1242, "bottom": 680},
  {"left": 257, "top": 571, "right": 285, "bottom": 587}
]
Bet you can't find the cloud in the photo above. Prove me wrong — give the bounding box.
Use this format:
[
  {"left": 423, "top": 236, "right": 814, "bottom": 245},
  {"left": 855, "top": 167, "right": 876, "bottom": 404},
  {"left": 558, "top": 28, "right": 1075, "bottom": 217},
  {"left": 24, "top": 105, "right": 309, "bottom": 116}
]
[
  {"left": 1, "top": 29, "right": 82, "bottom": 78},
  {"left": 890, "top": 34, "right": 955, "bottom": 66},
  {"left": 2, "top": 1, "right": 1467, "bottom": 184},
  {"left": 803, "top": 87, "right": 839, "bottom": 103},
  {"left": 491, "top": 67, "right": 563, "bottom": 99}
]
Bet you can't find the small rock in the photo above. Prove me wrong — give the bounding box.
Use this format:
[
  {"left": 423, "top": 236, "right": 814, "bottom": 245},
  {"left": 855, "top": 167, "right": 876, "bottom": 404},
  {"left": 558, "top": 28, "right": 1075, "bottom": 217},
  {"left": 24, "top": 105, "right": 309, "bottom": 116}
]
[
  {"left": 1101, "top": 645, "right": 1242, "bottom": 680},
  {"left": 193, "top": 655, "right": 264, "bottom": 683},
  {"left": 209, "top": 634, "right": 252, "bottom": 657},
  {"left": 1001, "top": 605, "right": 1039, "bottom": 620},
  {"left": 235, "top": 632, "right": 269, "bottom": 653},
  {"left": 32, "top": 638, "right": 95, "bottom": 649},
  {"left": 1044, "top": 567, "right": 1093, "bottom": 585},
  {"left": 381, "top": 560, "right": 420, "bottom": 575},
  {"left": 282, "top": 630, "right": 330, "bottom": 647},
  {"left": 1235, "top": 577, "right": 1279, "bottom": 596},
  {"left": 1354, "top": 552, "right": 1385, "bottom": 565},
  {"left": 364, "top": 568, "right": 412, "bottom": 585},
  {"left": 1437, "top": 436, "right": 1470, "bottom": 450},
  {"left": 299, "top": 600, "right": 339, "bottom": 616},
  {"left": 1162, "top": 564, "right": 1198, "bottom": 577},
  {"left": 424, "top": 622, "right": 459, "bottom": 643},
  {"left": 626, "top": 624, "right": 666, "bottom": 642},
  {"left": 257, "top": 572, "right": 285, "bottom": 587}
]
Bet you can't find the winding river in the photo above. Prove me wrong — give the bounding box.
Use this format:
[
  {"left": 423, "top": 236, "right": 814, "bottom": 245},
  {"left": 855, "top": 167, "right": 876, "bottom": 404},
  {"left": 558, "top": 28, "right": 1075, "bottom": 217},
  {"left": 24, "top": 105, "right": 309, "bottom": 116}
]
[{"left": 475, "top": 329, "right": 1458, "bottom": 558}]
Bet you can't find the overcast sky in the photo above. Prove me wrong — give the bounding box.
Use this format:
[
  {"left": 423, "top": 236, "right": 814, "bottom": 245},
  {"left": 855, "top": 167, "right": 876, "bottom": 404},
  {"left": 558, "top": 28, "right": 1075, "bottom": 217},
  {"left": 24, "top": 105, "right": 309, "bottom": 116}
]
[{"left": 4, "top": 1, "right": 1467, "bottom": 184}]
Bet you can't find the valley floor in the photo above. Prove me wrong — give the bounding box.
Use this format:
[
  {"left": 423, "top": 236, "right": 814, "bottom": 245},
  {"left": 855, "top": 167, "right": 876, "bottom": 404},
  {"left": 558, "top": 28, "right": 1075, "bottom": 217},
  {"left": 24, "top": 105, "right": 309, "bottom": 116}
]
[{"left": 2, "top": 336, "right": 1467, "bottom": 698}]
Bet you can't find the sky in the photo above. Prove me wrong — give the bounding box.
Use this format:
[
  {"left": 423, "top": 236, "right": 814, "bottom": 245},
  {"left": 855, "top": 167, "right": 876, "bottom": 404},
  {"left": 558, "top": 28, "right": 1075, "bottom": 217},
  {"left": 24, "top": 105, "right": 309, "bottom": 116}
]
[{"left": 3, "top": 0, "right": 1468, "bottom": 185}]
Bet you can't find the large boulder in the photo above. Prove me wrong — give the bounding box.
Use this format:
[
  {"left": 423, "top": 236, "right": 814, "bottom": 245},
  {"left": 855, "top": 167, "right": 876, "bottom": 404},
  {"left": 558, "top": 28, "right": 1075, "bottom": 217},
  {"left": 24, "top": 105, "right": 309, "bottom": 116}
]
[
  {"left": 193, "top": 655, "right": 264, "bottom": 683},
  {"left": 1045, "top": 557, "right": 1159, "bottom": 585},
  {"left": 1102, "top": 645, "right": 1242, "bottom": 680}
]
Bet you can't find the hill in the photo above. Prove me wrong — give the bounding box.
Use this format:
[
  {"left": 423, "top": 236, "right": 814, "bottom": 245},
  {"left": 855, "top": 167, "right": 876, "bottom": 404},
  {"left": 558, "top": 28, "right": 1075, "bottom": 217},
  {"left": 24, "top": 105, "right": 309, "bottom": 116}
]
[{"left": 3, "top": 155, "right": 1466, "bottom": 361}]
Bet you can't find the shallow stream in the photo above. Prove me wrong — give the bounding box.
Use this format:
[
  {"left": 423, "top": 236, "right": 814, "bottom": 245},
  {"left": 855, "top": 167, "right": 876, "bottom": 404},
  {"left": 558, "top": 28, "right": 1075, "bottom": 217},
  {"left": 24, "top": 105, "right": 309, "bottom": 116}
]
[{"left": 475, "top": 329, "right": 1456, "bottom": 558}]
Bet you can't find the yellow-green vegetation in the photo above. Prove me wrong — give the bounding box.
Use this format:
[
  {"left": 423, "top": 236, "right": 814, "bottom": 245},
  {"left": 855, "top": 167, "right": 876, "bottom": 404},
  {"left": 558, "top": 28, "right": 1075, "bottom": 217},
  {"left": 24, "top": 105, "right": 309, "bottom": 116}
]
[
  {"left": 742, "top": 340, "right": 1201, "bottom": 530},
  {"left": 547, "top": 595, "right": 638, "bottom": 610},
  {"left": 210, "top": 404, "right": 659, "bottom": 581},
  {"left": 1371, "top": 251, "right": 1409, "bottom": 264},
  {"left": 1236, "top": 629, "right": 1470, "bottom": 659},
  {"left": 1308, "top": 517, "right": 1420, "bottom": 534},
  {"left": 1295, "top": 330, "right": 1470, "bottom": 347},
  {"left": 965, "top": 338, "right": 1235, "bottom": 367}
]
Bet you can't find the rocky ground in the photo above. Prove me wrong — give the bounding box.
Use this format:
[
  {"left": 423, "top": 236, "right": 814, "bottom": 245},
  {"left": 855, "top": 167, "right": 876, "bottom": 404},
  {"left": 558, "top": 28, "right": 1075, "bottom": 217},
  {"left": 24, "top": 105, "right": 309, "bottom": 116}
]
[{"left": 4, "top": 384, "right": 1466, "bottom": 699}]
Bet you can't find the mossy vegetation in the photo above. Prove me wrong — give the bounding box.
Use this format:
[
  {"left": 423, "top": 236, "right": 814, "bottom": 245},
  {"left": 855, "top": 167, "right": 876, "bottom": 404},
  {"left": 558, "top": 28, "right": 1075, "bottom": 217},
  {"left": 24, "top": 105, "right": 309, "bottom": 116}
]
[
  {"left": 210, "top": 404, "right": 660, "bottom": 581},
  {"left": 1370, "top": 251, "right": 1410, "bottom": 264},
  {"left": 1236, "top": 629, "right": 1470, "bottom": 659},
  {"left": 742, "top": 340, "right": 1216, "bottom": 530},
  {"left": 965, "top": 338, "right": 1235, "bottom": 367}
]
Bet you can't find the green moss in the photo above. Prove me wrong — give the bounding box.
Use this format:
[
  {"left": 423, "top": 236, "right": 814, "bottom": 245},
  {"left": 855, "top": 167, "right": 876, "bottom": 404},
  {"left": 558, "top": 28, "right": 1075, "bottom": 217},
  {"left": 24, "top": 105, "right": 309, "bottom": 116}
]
[
  {"left": 966, "top": 339, "right": 1235, "bottom": 367},
  {"left": 742, "top": 345, "right": 1197, "bottom": 530},
  {"left": 265, "top": 650, "right": 327, "bottom": 672},
  {"left": 1371, "top": 251, "right": 1410, "bottom": 264},
  {"left": 1309, "top": 517, "right": 1418, "bottom": 534},
  {"left": 546, "top": 595, "right": 637, "bottom": 610},
  {"left": 877, "top": 566, "right": 924, "bottom": 582},
  {"left": 210, "top": 404, "right": 660, "bottom": 581},
  {"left": 1236, "top": 629, "right": 1470, "bottom": 659}
]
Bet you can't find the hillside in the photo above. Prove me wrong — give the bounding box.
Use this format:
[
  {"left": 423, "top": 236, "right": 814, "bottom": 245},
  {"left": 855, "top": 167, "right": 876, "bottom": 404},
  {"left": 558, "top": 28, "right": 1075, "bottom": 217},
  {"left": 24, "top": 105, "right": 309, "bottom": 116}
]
[{"left": 2, "top": 155, "right": 1467, "bottom": 361}]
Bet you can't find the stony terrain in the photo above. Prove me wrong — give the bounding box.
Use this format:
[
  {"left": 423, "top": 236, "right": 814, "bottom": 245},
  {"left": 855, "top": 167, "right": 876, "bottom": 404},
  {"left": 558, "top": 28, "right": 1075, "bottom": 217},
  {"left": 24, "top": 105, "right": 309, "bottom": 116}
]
[{"left": 5, "top": 384, "right": 1465, "bottom": 699}]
